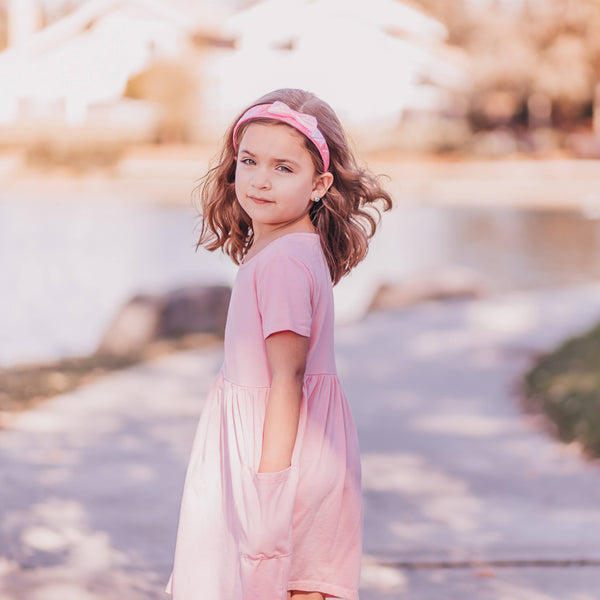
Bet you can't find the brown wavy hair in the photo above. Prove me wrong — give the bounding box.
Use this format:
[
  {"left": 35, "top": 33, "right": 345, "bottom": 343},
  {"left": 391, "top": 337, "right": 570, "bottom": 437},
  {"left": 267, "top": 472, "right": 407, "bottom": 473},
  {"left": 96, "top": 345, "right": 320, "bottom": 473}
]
[{"left": 194, "top": 88, "right": 393, "bottom": 285}]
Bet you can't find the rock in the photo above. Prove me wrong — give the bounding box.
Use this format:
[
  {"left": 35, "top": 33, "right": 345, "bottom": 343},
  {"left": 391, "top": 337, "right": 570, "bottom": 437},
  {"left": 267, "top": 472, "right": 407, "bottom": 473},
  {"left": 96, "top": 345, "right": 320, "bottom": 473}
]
[
  {"left": 159, "top": 285, "right": 231, "bottom": 338},
  {"left": 369, "top": 267, "right": 488, "bottom": 312},
  {"left": 97, "top": 285, "right": 231, "bottom": 356},
  {"left": 97, "top": 295, "right": 164, "bottom": 357}
]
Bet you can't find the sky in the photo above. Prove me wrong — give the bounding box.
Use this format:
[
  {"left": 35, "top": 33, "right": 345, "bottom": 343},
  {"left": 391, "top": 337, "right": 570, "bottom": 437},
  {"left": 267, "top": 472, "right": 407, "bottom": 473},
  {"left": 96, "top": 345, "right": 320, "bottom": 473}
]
[
  {"left": 36, "top": 0, "right": 247, "bottom": 10},
  {"left": 35, "top": 0, "right": 535, "bottom": 14}
]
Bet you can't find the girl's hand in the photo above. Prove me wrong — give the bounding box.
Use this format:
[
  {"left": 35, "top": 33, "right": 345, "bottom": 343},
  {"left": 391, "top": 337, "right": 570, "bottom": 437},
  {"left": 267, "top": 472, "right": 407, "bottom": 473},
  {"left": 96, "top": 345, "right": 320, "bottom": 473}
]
[{"left": 259, "top": 330, "right": 308, "bottom": 473}]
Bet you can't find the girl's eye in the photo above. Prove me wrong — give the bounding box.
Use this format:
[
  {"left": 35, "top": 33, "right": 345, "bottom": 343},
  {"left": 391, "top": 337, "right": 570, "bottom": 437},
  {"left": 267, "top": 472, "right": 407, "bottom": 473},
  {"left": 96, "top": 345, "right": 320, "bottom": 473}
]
[
  {"left": 276, "top": 165, "right": 292, "bottom": 173},
  {"left": 240, "top": 157, "right": 255, "bottom": 165}
]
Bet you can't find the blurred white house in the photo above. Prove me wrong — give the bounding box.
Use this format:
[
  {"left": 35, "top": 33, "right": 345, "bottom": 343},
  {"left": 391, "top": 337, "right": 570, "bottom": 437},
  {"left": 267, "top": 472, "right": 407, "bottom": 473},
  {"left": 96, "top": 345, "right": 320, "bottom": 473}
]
[
  {"left": 0, "top": 0, "right": 225, "bottom": 143},
  {"left": 0, "top": 0, "right": 467, "bottom": 147},
  {"left": 205, "top": 0, "right": 467, "bottom": 142}
]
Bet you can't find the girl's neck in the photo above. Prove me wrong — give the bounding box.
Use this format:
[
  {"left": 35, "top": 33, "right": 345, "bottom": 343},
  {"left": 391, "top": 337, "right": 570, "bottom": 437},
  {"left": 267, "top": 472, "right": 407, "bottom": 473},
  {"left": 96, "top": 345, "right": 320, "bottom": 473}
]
[{"left": 247, "top": 218, "right": 316, "bottom": 260}]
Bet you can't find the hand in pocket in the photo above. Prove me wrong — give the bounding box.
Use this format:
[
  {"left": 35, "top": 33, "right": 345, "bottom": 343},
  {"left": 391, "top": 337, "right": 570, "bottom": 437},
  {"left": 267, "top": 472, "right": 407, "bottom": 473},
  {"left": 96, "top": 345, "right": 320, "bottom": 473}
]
[{"left": 239, "top": 465, "right": 298, "bottom": 559}]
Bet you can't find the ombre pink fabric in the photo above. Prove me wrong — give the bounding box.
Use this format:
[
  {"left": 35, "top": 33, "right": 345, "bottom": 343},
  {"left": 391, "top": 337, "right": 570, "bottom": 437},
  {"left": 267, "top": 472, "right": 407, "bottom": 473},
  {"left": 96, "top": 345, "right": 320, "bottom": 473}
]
[{"left": 165, "top": 232, "right": 362, "bottom": 600}]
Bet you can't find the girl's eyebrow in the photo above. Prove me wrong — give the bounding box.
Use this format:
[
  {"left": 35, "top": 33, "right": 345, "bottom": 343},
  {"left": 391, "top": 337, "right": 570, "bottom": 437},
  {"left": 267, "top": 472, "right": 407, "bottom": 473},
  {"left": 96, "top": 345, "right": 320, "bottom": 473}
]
[
  {"left": 272, "top": 157, "right": 299, "bottom": 167},
  {"left": 238, "top": 148, "right": 300, "bottom": 167}
]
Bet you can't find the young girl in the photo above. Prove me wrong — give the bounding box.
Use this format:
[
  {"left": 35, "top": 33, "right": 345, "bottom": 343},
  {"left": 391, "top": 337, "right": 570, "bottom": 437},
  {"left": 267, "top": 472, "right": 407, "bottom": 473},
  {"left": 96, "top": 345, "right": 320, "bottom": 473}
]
[{"left": 165, "top": 88, "right": 392, "bottom": 600}]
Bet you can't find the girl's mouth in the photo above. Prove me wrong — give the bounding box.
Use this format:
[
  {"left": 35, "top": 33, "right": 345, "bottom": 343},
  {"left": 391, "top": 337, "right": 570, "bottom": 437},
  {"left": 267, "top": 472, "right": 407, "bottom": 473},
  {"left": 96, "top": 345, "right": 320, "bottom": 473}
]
[{"left": 248, "top": 196, "right": 273, "bottom": 204}]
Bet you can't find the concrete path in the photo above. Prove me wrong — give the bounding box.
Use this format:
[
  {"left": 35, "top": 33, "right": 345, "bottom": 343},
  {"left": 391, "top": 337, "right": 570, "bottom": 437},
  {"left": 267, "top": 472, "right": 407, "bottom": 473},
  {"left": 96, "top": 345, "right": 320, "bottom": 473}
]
[{"left": 2, "top": 285, "right": 600, "bottom": 600}]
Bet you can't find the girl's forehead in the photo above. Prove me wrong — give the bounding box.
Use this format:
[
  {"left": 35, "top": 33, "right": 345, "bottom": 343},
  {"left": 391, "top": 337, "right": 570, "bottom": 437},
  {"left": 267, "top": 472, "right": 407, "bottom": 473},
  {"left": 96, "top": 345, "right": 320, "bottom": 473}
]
[{"left": 238, "top": 121, "right": 308, "bottom": 154}]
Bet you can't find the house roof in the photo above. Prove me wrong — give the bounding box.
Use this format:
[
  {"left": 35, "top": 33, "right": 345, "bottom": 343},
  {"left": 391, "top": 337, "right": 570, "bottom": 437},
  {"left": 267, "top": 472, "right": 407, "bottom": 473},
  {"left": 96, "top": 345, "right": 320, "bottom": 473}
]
[
  {"left": 0, "top": 0, "right": 222, "bottom": 122},
  {"left": 202, "top": 0, "right": 467, "bottom": 133},
  {"left": 1, "top": 0, "right": 210, "bottom": 62},
  {"left": 222, "top": 0, "right": 448, "bottom": 47}
]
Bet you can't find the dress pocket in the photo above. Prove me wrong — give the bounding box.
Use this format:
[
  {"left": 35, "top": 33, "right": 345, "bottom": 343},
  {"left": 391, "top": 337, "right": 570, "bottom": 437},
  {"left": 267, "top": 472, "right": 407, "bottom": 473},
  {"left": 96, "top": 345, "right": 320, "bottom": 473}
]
[
  {"left": 238, "top": 464, "right": 297, "bottom": 559},
  {"left": 238, "top": 465, "right": 298, "bottom": 600}
]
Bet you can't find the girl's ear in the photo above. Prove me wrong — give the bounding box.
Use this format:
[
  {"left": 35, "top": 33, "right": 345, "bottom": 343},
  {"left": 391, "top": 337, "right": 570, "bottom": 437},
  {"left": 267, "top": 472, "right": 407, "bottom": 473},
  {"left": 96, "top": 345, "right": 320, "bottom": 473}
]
[{"left": 313, "top": 172, "right": 334, "bottom": 198}]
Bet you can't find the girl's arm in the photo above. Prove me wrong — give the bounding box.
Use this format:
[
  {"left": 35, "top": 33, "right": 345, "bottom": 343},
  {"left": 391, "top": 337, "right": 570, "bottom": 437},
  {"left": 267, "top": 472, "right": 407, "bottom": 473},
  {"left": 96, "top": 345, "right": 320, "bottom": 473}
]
[{"left": 259, "top": 330, "right": 308, "bottom": 473}]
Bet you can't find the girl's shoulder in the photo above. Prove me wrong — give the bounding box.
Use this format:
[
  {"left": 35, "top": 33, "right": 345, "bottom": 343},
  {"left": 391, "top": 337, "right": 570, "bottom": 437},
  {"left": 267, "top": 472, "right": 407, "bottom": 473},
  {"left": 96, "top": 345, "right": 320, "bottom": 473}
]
[{"left": 246, "top": 232, "right": 332, "bottom": 293}]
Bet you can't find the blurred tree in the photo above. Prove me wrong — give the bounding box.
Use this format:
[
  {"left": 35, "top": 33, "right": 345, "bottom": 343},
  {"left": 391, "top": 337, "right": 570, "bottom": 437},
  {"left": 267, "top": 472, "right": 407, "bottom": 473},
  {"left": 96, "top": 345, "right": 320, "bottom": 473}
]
[
  {"left": 410, "top": 0, "right": 600, "bottom": 130},
  {"left": 526, "top": 0, "right": 600, "bottom": 125}
]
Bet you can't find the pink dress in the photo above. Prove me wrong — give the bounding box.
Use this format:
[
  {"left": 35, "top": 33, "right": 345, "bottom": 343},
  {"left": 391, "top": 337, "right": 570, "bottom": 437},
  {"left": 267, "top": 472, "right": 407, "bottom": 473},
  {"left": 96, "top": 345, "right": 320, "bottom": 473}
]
[{"left": 165, "top": 232, "right": 362, "bottom": 600}]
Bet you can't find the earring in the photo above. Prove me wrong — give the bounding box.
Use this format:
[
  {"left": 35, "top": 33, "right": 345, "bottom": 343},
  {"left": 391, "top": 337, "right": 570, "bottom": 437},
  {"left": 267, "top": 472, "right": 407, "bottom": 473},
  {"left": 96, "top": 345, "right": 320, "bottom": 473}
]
[{"left": 313, "top": 196, "right": 321, "bottom": 203}]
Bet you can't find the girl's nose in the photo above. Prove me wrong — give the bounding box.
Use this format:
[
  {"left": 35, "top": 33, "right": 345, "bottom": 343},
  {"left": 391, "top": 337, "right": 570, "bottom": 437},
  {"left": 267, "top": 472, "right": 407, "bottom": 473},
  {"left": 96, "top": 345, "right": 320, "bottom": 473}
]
[{"left": 250, "top": 168, "right": 271, "bottom": 190}]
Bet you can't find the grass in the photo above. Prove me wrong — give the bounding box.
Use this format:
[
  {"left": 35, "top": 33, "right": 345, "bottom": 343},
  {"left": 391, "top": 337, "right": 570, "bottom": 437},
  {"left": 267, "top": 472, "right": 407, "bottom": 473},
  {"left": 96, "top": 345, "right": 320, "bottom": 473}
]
[
  {"left": 522, "top": 321, "right": 600, "bottom": 458},
  {"left": 0, "top": 333, "right": 221, "bottom": 427}
]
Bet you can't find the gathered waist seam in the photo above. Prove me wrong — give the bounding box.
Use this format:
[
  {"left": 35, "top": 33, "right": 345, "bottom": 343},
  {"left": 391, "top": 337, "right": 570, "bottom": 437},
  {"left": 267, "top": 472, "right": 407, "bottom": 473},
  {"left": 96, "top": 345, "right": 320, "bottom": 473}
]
[{"left": 220, "top": 371, "right": 339, "bottom": 389}]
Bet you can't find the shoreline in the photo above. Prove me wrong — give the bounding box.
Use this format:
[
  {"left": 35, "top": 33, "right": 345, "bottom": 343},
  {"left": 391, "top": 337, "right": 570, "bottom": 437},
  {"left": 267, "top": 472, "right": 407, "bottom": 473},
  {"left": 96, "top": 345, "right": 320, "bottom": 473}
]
[{"left": 1, "top": 147, "right": 600, "bottom": 209}]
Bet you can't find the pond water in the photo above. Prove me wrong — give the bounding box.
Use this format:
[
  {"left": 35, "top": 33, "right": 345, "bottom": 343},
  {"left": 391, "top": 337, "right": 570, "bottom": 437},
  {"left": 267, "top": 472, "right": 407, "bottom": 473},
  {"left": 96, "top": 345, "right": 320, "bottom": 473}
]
[{"left": 1, "top": 195, "right": 599, "bottom": 367}]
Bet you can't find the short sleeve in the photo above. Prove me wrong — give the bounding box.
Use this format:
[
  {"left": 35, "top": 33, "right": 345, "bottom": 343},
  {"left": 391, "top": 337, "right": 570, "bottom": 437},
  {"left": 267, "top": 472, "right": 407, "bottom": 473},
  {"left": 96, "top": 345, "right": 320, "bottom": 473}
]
[{"left": 256, "top": 253, "right": 314, "bottom": 339}]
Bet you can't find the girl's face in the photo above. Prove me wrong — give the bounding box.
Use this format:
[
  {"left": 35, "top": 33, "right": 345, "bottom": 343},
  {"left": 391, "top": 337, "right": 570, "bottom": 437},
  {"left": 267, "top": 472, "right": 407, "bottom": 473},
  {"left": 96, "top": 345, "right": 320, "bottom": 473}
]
[{"left": 235, "top": 122, "right": 327, "bottom": 237}]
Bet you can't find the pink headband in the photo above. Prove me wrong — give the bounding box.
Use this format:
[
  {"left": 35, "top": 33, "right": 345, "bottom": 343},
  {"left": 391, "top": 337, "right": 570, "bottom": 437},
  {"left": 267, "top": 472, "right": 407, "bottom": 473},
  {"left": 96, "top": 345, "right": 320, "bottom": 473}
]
[{"left": 232, "top": 101, "right": 330, "bottom": 172}]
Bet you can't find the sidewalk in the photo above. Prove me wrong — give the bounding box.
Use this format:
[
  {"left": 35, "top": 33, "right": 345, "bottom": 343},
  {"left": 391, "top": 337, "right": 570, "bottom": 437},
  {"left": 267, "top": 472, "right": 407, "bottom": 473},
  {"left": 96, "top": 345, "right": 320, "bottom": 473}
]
[{"left": 1, "top": 285, "right": 600, "bottom": 600}]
